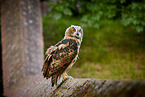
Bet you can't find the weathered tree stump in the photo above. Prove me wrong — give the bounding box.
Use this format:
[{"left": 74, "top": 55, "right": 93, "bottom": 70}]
[
  {"left": 1, "top": 0, "right": 43, "bottom": 95},
  {"left": 1, "top": 0, "right": 145, "bottom": 97}
]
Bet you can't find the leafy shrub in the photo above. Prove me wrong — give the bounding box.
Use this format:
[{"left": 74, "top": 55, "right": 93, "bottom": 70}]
[
  {"left": 45, "top": 0, "right": 145, "bottom": 32},
  {"left": 122, "top": 2, "right": 145, "bottom": 32}
]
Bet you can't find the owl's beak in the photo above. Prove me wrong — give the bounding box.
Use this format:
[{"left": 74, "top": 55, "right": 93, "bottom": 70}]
[
  {"left": 77, "top": 31, "right": 80, "bottom": 36},
  {"left": 75, "top": 31, "right": 81, "bottom": 39}
]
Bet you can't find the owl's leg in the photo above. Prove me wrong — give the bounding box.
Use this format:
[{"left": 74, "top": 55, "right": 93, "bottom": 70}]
[{"left": 62, "top": 72, "right": 73, "bottom": 81}]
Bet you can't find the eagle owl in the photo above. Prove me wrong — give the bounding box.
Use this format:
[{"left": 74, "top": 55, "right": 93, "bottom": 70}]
[{"left": 42, "top": 25, "right": 83, "bottom": 86}]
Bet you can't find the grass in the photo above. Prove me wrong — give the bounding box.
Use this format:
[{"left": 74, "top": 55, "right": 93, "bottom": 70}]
[{"left": 42, "top": 17, "right": 145, "bottom": 81}]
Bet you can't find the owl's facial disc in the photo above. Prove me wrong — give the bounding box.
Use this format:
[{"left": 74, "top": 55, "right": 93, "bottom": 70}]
[
  {"left": 65, "top": 25, "right": 83, "bottom": 41},
  {"left": 71, "top": 26, "right": 82, "bottom": 39}
]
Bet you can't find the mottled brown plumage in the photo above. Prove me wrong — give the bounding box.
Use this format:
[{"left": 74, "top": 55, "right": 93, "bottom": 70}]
[{"left": 42, "top": 25, "right": 83, "bottom": 86}]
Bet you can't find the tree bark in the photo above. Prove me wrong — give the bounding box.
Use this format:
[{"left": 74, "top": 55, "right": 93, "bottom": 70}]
[{"left": 1, "top": 0, "right": 43, "bottom": 95}]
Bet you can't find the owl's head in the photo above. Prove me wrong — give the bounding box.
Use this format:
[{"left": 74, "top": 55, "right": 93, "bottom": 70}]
[{"left": 65, "top": 25, "right": 83, "bottom": 42}]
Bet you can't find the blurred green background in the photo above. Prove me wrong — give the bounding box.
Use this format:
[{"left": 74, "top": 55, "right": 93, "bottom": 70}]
[{"left": 42, "top": 0, "right": 145, "bottom": 80}]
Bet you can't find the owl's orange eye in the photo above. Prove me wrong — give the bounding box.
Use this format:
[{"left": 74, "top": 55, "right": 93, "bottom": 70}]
[
  {"left": 79, "top": 29, "right": 82, "bottom": 32},
  {"left": 72, "top": 27, "right": 76, "bottom": 32}
]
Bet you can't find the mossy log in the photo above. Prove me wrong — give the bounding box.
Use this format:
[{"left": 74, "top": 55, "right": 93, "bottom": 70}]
[{"left": 1, "top": 0, "right": 145, "bottom": 97}]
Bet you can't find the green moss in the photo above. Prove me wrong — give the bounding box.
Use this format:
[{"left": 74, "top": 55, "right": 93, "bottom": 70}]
[{"left": 43, "top": 17, "right": 145, "bottom": 81}]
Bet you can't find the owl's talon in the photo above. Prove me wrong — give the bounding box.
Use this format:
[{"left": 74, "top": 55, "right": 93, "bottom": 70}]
[
  {"left": 62, "top": 72, "right": 73, "bottom": 81},
  {"left": 66, "top": 76, "right": 73, "bottom": 78},
  {"left": 65, "top": 76, "right": 73, "bottom": 79},
  {"left": 63, "top": 76, "right": 73, "bottom": 81}
]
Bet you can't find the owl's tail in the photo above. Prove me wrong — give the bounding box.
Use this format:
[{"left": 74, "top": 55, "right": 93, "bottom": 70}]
[
  {"left": 51, "top": 75, "right": 58, "bottom": 87},
  {"left": 42, "top": 55, "right": 52, "bottom": 79}
]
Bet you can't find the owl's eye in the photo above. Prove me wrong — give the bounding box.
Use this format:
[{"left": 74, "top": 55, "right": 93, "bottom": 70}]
[
  {"left": 72, "top": 27, "right": 76, "bottom": 32},
  {"left": 79, "top": 29, "right": 82, "bottom": 32}
]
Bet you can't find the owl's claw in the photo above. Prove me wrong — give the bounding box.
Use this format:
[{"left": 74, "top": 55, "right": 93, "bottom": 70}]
[
  {"left": 62, "top": 72, "right": 73, "bottom": 81},
  {"left": 65, "top": 76, "right": 73, "bottom": 79},
  {"left": 63, "top": 76, "right": 73, "bottom": 81}
]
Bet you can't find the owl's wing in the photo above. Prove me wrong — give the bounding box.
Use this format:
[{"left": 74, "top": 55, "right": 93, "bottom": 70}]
[{"left": 42, "top": 39, "right": 78, "bottom": 86}]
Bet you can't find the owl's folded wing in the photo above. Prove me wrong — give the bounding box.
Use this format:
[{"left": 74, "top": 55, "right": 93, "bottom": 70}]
[
  {"left": 45, "top": 46, "right": 57, "bottom": 55},
  {"left": 42, "top": 39, "right": 78, "bottom": 86}
]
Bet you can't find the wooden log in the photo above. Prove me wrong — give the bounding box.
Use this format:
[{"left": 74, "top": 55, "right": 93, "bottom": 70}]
[{"left": 3, "top": 78, "right": 145, "bottom": 97}]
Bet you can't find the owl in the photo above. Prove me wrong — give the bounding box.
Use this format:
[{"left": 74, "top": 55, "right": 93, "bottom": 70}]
[{"left": 42, "top": 25, "right": 83, "bottom": 87}]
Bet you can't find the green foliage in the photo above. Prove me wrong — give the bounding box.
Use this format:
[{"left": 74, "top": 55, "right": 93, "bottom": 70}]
[
  {"left": 46, "top": 0, "right": 145, "bottom": 32},
  {"left": 47, "top": 0, "right": 73, "bottom": 20},
  {"left": 122, "top": 2, "right": 145, "bottom": 32}
]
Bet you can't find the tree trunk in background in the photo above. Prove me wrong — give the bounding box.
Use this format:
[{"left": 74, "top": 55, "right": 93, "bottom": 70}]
[{"left": 1, "top": 0, "right": 43, "bottom": 95}]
